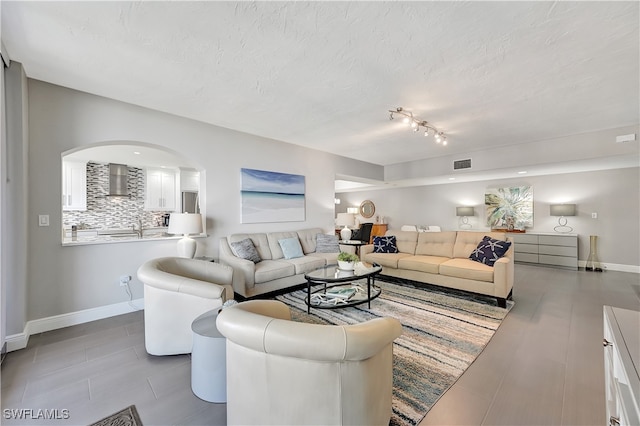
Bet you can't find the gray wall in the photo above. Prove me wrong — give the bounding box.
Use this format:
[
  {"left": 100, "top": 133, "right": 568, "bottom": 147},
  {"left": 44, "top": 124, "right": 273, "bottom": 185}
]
[
  {"left": 6, "top": 77, "right": 382, "bottom": 334},
  {"left": 337, "top": 167, "right": 640, "bottom": 269}
]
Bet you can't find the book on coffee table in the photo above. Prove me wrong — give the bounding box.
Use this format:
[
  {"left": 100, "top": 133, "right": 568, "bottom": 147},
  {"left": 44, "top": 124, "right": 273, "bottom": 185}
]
[{"left": 325, "top": 287, "right": 356, "bottom": 300}]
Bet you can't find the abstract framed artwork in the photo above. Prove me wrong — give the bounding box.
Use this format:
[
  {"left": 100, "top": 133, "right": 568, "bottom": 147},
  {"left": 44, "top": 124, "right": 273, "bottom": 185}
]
[
  {"left": 241, "top": 168, "right": 305, "bottom": 223},
  {"left": 485, "top": 186, "right": 533, "bottom": 229}
]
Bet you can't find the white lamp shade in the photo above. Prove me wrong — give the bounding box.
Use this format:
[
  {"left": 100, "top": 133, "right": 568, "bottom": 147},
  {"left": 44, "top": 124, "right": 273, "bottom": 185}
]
[
  {"left": 336, "top": 213, "right": 356, "bottom": 227},
  {"left": 456, "top": 206, "right": 474, "bottom": 217},
  {"left": 168, "top": 213, "right": 203, "bottom": 235},
  {"left": 550, "top": 204, "right": 576, "bottom": 217}
]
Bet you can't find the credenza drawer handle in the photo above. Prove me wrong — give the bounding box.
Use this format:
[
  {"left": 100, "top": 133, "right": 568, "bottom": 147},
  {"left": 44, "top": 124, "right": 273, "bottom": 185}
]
[
  {"left": 610, "top": 415, "right": 620, "bottom": 426},
  {"left": 603, "top": 338, "right": 613, "bottom": 347}
]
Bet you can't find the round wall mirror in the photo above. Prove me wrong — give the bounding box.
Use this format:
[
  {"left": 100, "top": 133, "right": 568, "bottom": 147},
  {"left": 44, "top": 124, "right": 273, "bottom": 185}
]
[{"left": 359, "top": 200, "right": 375, "bottom": 218}]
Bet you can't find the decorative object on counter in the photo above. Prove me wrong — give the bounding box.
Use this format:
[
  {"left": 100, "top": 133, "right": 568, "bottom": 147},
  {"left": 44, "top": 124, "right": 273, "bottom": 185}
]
[
  {"left": 359, "top": 199, "right": 375, "bottom": 219},
  {"left": 486, "top": 185, "right": 533, "bottom": 230},
  {"left": 550, "top": 203, "right": 576, "bottom": 233},
  {"left": 388, "top": 106, "right": 448, "bottom": 145},
  {"left": 585, "top": 235, "right": 603, "bottom": 272},
  {"left": 456, "top": 206, "right": 474, "bottom": 229},
  {"left": 337, "top": 251, "right": 359, "bottom": 270},
  {"left": 336, "top": 212, "right": 355, "bottom": 241},
  {"left": 168, "top": 213, "right": 203, "bottom": 258}
]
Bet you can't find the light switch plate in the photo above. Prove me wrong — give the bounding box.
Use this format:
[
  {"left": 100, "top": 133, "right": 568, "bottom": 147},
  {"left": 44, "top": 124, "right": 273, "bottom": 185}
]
[{"left": 38, "top": 215, "right": 50, "bottom": 227}]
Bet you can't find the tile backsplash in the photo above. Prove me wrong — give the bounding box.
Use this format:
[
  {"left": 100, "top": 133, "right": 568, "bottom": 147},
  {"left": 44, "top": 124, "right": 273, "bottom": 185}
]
[{"left": 63, "top": 162, "right": 167, "bottom": 230}]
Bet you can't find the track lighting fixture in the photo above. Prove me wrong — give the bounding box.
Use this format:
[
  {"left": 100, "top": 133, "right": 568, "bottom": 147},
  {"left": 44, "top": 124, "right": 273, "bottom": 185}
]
[{"left": 388, "top": 107, "right": 447, "bottom": 145}]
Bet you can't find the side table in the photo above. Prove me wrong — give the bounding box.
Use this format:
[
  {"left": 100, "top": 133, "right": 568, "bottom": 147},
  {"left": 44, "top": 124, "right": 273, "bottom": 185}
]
[{"left": 191, "top": 309, "right": 226, "bottom": 403}]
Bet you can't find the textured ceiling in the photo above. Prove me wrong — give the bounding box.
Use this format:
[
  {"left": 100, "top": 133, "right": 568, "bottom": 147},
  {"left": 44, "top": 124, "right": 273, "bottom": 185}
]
[{"left": 2, "top": 1, "right": 639, "bottom": 166}]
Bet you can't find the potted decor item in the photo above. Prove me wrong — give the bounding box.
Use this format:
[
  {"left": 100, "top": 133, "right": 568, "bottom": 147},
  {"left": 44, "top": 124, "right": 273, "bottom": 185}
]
[{"left": 337, "top": 251, "right": 359, "bottom": 270}]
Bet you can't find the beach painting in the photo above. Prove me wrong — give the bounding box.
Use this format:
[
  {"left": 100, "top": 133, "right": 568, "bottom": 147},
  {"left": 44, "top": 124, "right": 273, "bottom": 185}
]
[{"left": 241, "top": 168, "right": 305, "bottom": 223}]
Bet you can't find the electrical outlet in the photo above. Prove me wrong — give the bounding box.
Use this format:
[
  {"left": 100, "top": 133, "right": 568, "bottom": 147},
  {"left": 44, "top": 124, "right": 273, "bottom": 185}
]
[{"left": 119, "top": 275, "right": 131, "bottom": 287}]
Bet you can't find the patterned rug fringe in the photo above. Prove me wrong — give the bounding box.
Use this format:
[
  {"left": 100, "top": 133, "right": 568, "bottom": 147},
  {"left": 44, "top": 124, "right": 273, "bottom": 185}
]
[{"left": 89, "top": 405, "right": 142, "bottom": 426}]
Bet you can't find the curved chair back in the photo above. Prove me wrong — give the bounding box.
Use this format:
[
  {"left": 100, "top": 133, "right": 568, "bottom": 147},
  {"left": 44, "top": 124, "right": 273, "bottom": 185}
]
[
  {"left": 217, "top": 300, "right": 402, "bottom": 425},
  {"left": 137, "top": 257, "right": 233, "bottom": 355},
  {"left": 353, "top": 222, "right": 374, "bottom": 243}
]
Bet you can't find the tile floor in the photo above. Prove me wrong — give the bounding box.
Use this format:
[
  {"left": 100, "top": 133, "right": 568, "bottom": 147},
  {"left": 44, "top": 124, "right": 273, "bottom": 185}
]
[{"left": 1, "top": 264, "right": 639, "bottom": 425}]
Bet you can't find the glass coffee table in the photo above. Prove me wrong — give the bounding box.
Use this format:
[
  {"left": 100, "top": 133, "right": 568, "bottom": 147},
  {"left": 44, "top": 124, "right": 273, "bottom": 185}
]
[{"left": 304, "top": 263, "right": 382, "bottom": 313}]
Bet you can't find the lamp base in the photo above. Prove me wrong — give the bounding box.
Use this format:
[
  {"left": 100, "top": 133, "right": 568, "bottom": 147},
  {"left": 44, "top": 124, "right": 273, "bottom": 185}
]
[
  {"left": 177, "top": 236, "right": 197, "bottom": 258},
  {"left": 340, "top": 226, "right": 352, "bottom": 241}
]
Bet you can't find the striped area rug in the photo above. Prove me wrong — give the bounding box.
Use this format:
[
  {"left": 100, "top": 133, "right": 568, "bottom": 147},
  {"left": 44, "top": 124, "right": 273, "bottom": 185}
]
[{"left": 275, "top": 279, "right": 513, "bottom": 426}]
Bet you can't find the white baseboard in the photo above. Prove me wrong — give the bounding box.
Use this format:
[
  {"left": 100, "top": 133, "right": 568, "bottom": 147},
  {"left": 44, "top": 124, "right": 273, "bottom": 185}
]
[
  {"left": 5, "top": 298, "right": 144, "bottom": 352},
  {"left": 578, "top": 261, "right": 640, "bottom": 274}
]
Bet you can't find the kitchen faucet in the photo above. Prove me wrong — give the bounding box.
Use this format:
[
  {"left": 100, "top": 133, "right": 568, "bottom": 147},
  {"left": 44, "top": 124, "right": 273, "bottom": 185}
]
[{"left": 133, "top": 217, "right": 143, "bottom": 239}]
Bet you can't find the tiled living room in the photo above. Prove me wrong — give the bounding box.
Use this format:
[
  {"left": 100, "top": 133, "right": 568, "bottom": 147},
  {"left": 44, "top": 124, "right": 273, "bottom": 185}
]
[{"left": 1, "top": 2, "right": 638, "bottom": 426}]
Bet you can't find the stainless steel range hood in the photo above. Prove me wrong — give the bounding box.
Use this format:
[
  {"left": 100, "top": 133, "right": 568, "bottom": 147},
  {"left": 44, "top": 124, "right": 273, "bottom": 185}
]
[{"left": 109, "top": 163, "right": 129, "bottom": 196}]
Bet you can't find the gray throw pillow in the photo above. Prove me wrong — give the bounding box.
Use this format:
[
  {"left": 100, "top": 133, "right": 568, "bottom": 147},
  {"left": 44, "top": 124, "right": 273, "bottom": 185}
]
[
  {"left": 316, "top": 233, "right": 340, "bottom": 253},
  {"left": 230, "top": 238, "right": 261, "bottom": 263}
]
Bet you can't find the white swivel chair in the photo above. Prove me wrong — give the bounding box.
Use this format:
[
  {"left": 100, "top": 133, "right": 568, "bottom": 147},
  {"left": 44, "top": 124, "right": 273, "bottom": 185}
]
[
  {"left": 217, "top": 300, "right": 403, "bottom": 425},
  {"left": 137, "top": 257, "right": 233, "bottom": 356}
]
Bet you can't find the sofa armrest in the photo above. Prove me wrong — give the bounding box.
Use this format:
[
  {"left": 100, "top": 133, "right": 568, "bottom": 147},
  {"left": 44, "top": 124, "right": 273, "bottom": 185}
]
[
  {"left": 219, "top": 237, "right": 257, "bottom": 294},
  {"left": 360, "top": 244, "right": 374, "bottom": 256},
  {"left": 492, "top": 255, "right": 514, "bottom": 299}
]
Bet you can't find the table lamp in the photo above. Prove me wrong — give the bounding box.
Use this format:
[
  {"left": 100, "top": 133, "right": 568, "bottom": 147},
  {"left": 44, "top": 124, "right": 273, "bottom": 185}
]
[
  {"left": 336, "top": 213, "right": 355, "bottom": 241},
  {"left": 168, "top": 213, "right": 203, "bottom": 258},
  {"left": 456, "top": 206, "right": 474, "bottom": 229},
  {"left": 550, "top": 204, "right": 576, "bottom": 233}
]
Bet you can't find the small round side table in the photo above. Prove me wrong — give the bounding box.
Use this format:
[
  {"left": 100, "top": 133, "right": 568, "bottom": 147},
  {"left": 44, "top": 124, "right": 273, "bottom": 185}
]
[{"left": 191, "top": 309, "right": 226, "bottom": 403}]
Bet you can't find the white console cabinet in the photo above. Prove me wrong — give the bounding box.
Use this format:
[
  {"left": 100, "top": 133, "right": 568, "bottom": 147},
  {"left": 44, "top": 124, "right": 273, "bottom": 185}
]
[
  {"left": 506, "top": 232, "right": 578, "bottom": 270},
  {"left": 603, "top": 306, "right": 640, "bottom": 426}
]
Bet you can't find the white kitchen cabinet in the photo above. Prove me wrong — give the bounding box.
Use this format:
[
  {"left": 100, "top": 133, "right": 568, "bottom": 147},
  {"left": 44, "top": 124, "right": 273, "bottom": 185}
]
[
  {"left": 62, "top": 160, "right": 87, "bottom": 211},
  {"left": 145, "top": 168, "right": 178, "bottom": 211},
  {"left": 180, "top": 169, "right": 200, "bottom": 192},
  {"left": 603, "top": 306, "right": 640, "bottom": 426}
]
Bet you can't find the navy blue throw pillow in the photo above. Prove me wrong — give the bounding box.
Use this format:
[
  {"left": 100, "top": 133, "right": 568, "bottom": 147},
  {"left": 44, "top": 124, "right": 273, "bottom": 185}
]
[
  {"left": 469, "top": 236, "right": 511, "bottom": 266},
  {"left": 373, "top": 236, "right": 399, "bottom": 253}
]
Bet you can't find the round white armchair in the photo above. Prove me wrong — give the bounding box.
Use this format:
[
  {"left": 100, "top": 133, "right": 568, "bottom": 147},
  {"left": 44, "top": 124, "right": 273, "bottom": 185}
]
[{"left": 137, "top": 257, "right": 233, "bottom": 356}]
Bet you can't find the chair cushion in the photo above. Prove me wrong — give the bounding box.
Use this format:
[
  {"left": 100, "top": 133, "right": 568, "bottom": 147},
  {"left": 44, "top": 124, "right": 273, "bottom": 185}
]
[
  {"left": 373, "top": 236, "right": 398, "bottom": 253},
  {"left": 230, "top": 238, "right": 261, "bottom": 263},
  {"left": 316, "top": 233, "right": 340, "bottom": 253},
  {"left": 469, "top": 236, "right": 512, "bottom": 266},
  {"left": 278, "top": 237, "right": 304, "bottom": 259}
]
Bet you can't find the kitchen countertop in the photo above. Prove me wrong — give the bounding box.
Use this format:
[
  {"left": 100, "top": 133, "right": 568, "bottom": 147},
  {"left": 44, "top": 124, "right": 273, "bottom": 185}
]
[{"left": 62, "top": 227, "right": 207, "bottom": 246}]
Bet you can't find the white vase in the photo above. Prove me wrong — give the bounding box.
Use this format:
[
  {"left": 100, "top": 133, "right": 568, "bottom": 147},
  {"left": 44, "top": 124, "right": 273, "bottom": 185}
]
[
  {"left": 338, "top": 260, "right": 354, "bottom": 270},
  {"left": 340, "top": 226, "right": 352, "bottom": 241}
]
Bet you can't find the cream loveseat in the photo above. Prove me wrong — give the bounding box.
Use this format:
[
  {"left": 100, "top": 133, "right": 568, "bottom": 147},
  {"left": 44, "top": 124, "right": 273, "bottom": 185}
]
[
  {"left": 137, "top": 257, "right": 234, "bottom": 355},
  {"left": 217, "top": 300, "right": 403, "bottom": 425},
  {"left": 219, "top": 228, "right": 340, "bottom": 298},
  {"left": 361, "top": 230, "right": 514, "bottom": 307}
]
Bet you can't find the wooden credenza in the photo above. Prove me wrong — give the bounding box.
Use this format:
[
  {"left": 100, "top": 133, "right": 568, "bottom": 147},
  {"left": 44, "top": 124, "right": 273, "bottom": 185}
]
[
  {"left": 506, "top": 232, "right": 578, "bottom": 270},
  {"left": 370, "top": 224, "right": 388, "bottom": 243}
]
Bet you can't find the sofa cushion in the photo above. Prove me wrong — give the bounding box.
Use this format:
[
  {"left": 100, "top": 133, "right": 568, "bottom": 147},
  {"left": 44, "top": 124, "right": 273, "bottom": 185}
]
[
  {"left": 385, "top": 230, "right": 418, "bottom": 254},
  {"left": 284, "top": 256, "right": 326, "bottom": 275},
  {"left": 439, "top": 258, "right": 494, "bottom": 282},
  {"left": 315, "top": 233, "right": 340, "bottom": 253},
  {"left": 363, "top": 252, "right": 412, "bottom": 269},
  {"left": 415, "top": 231, "right": 456, "bottom": 257},
  {"left": 278, "top": 237, "right": 304, "bottom": 259},
  {"left": 229, "top": 233, "right": 272, "bottom": 260},
  {"left": 296, "top": 228, "right": 324, "bottom": 254},
  {"left": 230, "top": 238, "right": 262, "bottom": 263},
  {"left": 267, "top": 231, "right": 300, "bottom": 260},
  {"left": 254, "top": 260, "right": 296, "bottom": 284},
  {"left": 398, "top": 255, "right": 451, "bottom": 274},
  {"left": 373, "top": 236, "right": 399, "bottom": 253},
  {"left": 452, "top": 231, "right": 506, "bottom": 259},
  {"left": 469, "top": 236, "right": 512, "bottom": 266}
]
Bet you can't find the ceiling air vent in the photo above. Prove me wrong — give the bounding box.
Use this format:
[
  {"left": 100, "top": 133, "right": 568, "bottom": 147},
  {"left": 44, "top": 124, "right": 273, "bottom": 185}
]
[{"left": 453, "top": 159, "right": 471, "bottom": 170}]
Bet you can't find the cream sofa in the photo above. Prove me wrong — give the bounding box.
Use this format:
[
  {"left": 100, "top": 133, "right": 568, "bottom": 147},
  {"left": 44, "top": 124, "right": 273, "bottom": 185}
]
[
  {"left": 219, "top": 228, "right": 340, "bottom": 299},
  {"left": 361, "top": 230, "right": 514, "bottom": 307},
  {"left": 216, "top": 300, "right": 403, "bottom": 425},
  {"left": 137, "top": 257, "right": 234, "bottom": 355}
]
